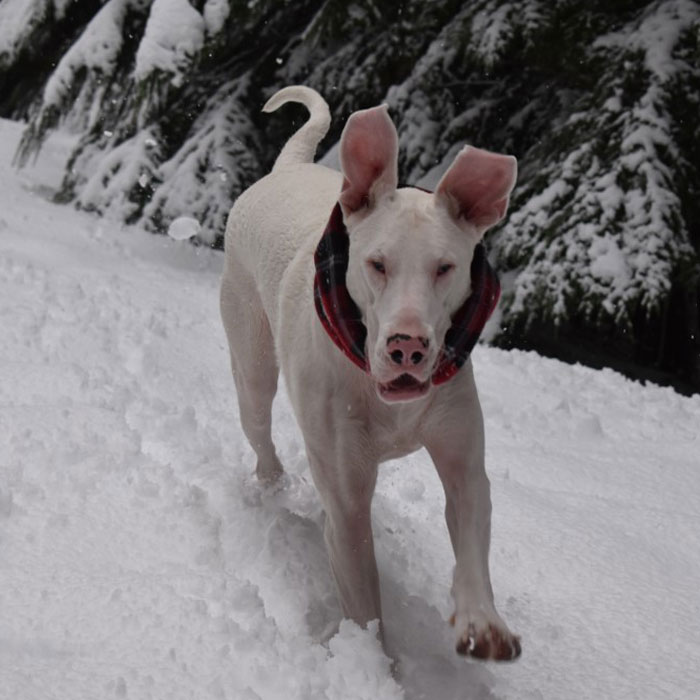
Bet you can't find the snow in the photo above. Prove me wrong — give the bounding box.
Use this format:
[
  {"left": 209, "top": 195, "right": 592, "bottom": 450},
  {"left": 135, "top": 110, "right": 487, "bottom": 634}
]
[
  {"left": 168, "top": 216, "right": 201, "bottom": 241},
  {"left": 0, "top": 0, "right": 51, "bottom": 61},
  {"left": 587, "top": 234, "right": 629, "bottom": 286},
  {"left": 476, "top": 0, "right": 700, "bottom": 331},
  {"left": 140, "top": 78, "right": 263, "bottom": 244},
  {"left": 77, "top": 127, "right": 161, "bottom": 222},
  {"left": 594, "top": 0, "right": 699, "bottom": 82},
  {"left": 134, "top": 0, "right": 206, "bottom": 87},
  {"left": 2, "top": 118, "right": 700, "bottom": 700},
  {"left": 203, "top": 0, "right": 230, "bottom": 36},
  {"left": 470, "top": 3, "right": 514, "bottom": 67},
  {"left": 41, "top": 0, "right": 142, "bottom": 108}
]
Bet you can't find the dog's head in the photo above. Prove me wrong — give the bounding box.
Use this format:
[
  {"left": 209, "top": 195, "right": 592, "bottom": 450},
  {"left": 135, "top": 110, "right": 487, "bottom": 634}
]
[{"left": 337, "top": 104, "right": 517, "bottom": 403}]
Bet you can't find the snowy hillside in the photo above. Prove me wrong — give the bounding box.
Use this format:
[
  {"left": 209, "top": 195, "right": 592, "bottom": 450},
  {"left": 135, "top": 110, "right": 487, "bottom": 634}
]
[{"left": 1, "top": 118, "right": 699, "bottom": 700}]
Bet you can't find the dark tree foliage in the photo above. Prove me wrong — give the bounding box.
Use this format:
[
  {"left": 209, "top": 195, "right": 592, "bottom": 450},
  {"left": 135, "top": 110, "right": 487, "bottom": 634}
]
[{"left": 1, "top": 0, "right": 698, "bottom": 392}]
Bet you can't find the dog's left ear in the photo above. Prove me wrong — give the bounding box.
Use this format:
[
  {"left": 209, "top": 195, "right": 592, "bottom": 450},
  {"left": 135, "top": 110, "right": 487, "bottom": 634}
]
[
  {"left": 339, "top": 105, "right": 399, "bottom": 217},
  {"left": 436, "top": 146, "right": 517, "bottom": 237}
]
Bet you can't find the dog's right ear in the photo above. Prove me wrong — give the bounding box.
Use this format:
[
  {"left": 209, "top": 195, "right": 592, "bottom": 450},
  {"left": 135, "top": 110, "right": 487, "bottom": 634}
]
[{"left": 339, "top": 105, "right": 398, "bottom": 217}]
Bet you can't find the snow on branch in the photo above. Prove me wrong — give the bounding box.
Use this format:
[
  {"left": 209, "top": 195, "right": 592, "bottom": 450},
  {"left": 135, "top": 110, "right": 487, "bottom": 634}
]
[
  {"left": 498, "top": 0, "right": 699, "bottom": 328},
  {"left": 71, "top": 126, "right": 163, "bottom": 223},
  {"left": 203, "top": 0, "right": 231, "bottom": 36},
  {"left": 141, "top": 77, "right": 264, "bottom": 244},
  {"left": 134, "top": 0, "right": 205, "bottom": 87},
  {"left": 14, "top": 0, "right": 153, "bottom": 166},
  {"left": 0, "top": 0, "right": 65, "bottom": 66},
  {"left": 42, "top": 0, "right": 136, "bottom": 107},
  {"left": 381, "top": 0, "right": 698, "bottom": 341}
]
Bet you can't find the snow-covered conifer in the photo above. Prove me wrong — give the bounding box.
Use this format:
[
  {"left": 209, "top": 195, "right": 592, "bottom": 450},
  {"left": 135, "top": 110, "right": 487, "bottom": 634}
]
[{"left": 2, "top": 0, "right": 698, "bottom": 390}]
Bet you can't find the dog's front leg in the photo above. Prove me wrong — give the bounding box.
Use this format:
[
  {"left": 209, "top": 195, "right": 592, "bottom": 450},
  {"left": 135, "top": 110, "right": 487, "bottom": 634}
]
[
  {"left": 424, "top": 387, "right": 521, "bottom": 661},
  {"left": 306, "top": 438, "right": 382, "bottom": 633}
]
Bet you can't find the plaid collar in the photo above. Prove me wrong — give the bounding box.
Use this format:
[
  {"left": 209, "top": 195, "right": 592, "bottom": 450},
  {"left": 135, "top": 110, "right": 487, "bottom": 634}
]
[{"left": 313, "top": 201, "right": 500, "bottom": 385}]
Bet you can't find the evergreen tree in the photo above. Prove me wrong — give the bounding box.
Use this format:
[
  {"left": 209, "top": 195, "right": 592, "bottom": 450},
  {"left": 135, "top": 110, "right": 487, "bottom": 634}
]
[{"left": 1, "top": 0, "right": 698, "bottom": 391}]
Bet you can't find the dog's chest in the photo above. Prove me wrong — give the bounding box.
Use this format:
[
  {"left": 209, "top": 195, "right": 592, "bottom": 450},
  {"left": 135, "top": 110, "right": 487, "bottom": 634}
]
[
  {"left": 376, "top": 435, "right": 423, "bottom": 462},
  {"left": 365, "top": 401, "right": 429, "bottom": 462}
]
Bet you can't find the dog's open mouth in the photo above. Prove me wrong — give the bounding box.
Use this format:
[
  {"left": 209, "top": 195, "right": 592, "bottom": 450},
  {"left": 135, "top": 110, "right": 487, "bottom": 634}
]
[{"left": 377, "top": 374, "right": 430, "bottom": 402}]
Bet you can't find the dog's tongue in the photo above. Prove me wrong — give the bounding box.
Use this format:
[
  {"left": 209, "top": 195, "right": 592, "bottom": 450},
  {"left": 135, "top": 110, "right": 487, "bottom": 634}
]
[
  {"left": 389, "top": 374, "right": 421, "bottom": 389},
  {"left": 378, "top": 373, "right": 430, "bottom": 402}
]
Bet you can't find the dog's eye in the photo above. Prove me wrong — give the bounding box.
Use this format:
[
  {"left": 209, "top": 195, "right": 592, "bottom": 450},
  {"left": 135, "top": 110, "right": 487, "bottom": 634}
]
[
  {"left": 369, "top": 260, "right": 386, "bottom": 274},
  {"left": 436, "top": 263, "right": 454, "bottom": 277}
]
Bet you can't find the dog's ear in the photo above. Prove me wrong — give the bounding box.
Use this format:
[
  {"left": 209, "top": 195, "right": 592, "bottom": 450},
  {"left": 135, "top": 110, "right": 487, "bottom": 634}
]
[
  {"left": 339, "top": 105, "right": 398, "bottom": 217},
  {"left": 436, "top": 146, "right": 517, "bottom": 237}
]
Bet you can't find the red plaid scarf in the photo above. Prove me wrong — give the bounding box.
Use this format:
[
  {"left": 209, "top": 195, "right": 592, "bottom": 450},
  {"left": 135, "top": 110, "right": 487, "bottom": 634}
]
[{"left": 313, "top": 202, "right": 500, "bottom": 385}]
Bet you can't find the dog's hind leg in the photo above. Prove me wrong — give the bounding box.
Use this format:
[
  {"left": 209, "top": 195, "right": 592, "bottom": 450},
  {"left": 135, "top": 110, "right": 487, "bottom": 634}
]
[{"left": 220, "top": 260, "right": 283, "bottom": 483}]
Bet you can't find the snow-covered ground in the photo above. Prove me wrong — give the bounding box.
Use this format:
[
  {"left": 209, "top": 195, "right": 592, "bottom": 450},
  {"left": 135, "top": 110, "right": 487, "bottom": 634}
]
[{"left": 1, "top": 118, "right": 699, "bottom": 700}]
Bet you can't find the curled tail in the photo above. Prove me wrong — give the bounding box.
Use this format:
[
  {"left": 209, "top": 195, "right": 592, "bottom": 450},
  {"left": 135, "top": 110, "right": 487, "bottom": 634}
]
[{"left": 263, "top": 86, "right": 331, "bottom": 172}]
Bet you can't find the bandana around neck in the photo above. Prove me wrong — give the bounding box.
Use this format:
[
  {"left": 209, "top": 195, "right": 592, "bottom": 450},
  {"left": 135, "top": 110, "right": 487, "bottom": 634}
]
[{"left": 313, "top": 201, "right": 501, "bottom": 386}]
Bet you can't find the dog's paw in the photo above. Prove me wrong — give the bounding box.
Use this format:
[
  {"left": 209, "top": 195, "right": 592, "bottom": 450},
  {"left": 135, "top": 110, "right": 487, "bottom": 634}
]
[
  {"left": 450, "top": 614, "right": 521, "bottom": 661},
  {"left": 255, "top": 456, "right": 284, "bottom": 485}
]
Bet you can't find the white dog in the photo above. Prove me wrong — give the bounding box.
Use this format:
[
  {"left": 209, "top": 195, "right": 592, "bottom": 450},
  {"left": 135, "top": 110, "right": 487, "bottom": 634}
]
[{"left": 220, "top": 86, "right": 520, "bottom": 661}]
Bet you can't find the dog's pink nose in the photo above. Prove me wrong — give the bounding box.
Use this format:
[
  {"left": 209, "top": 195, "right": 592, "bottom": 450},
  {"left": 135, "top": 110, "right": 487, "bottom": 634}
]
[{"left": 387, "top": 334, "right": 429, "bottom": 368}]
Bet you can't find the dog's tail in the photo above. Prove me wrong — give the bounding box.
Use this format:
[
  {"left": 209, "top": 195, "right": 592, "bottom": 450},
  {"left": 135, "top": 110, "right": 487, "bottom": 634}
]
[{"left": 263, "top": 86, "right": 331, "bottom": 172}]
